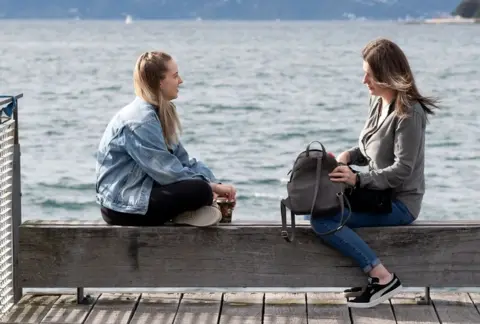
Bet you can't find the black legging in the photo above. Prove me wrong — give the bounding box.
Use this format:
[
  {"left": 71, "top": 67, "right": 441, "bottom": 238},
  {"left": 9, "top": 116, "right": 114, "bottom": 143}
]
[{"left": 101, "top": 179, "right": 213, "bottom": 226}]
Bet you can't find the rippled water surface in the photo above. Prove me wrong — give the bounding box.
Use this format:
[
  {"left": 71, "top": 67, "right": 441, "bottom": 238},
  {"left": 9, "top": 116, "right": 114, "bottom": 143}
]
[{"left": 0, "top": 20, "right": 478, "bottom": 221}]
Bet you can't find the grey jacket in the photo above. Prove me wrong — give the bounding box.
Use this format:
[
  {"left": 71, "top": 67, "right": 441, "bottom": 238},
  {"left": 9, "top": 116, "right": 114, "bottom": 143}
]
[{"left": 347, "top": 96, "right": 427, "bottom": 218}]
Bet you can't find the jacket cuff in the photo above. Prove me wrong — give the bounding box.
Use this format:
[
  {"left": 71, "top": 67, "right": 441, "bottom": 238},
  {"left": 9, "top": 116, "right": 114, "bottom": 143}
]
[
  {"left": 357, "top": 172, "right": 372, "bottom": 188},
  {"left": 346, "top": 147, "right": 361, "bottom": 165}
]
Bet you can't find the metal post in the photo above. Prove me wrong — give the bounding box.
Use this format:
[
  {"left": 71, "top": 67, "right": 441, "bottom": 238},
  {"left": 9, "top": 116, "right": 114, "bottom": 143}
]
[
  {"left": 416, "top": 286, "right": 431, "bottom": 305},
  {"left": 77, "top": 288, "right": 84, "bottom": 304},
  {"left": 76, "top": 287, "right": 93, "bottom": 304},
  {"left": 11, "top": 95, "right": 23, "bottom": 304},
  {"left": 11, "top": 144, "right": 21, "bottom": 303},
  {"left": 0, "top": 94, "right": 23, "bottom": 312},
  {"left": 424, "top": 287, "right": 431, "bottom": 304}
]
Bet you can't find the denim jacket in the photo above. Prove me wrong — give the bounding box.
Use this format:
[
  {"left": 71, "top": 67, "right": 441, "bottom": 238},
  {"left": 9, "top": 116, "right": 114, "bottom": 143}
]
[{"left": 95, "top": 97, "right": 217, "bottom": 214}]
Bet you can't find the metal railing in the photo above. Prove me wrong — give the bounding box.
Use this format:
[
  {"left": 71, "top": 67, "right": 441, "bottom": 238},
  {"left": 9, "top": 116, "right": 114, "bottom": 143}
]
[{"left": 0, "top": 94, "right": 22, "bottom": 314}]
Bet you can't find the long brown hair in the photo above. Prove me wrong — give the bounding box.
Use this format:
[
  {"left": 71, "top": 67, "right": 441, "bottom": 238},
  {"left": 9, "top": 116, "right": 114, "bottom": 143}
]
[
  {"left": 133, "top": 51, "right": 181, "bottom": 147},
  {"left": 362, "top": 38, "right": 439, "bottom": 118}
]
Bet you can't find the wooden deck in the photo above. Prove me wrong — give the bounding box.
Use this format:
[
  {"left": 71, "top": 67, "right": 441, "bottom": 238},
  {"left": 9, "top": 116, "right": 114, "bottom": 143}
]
[{"left": 1, "top": 291, "right": 479, "bottom": 324}]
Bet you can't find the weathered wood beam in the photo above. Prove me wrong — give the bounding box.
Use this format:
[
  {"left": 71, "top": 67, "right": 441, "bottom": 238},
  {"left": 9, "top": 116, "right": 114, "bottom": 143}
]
[{"left": 18, "top": 220, "right": 480, "bottom": 288}]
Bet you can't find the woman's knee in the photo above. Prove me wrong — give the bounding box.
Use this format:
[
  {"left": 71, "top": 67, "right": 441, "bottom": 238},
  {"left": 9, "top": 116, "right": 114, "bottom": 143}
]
[
  {"left": 310, "top": 217, "right": 342, "bottom": 237},
  {"left": 310, "top": 209, "right": 345, "bottom": 228},
  {"left": 193, "top": 179, "right": 214, "bottom": 200},
  {"left": 183, "top": 179, "right": 214, "bottom": 206}
]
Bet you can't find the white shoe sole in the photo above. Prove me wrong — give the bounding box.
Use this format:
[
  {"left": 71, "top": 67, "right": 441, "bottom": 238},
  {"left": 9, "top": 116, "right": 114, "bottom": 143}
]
[
  {"left": 173, "top": 206, "right": 222, "bottom": 227},
  {"left": 346, "top": 285, "right": 403, "bottom": 308}
]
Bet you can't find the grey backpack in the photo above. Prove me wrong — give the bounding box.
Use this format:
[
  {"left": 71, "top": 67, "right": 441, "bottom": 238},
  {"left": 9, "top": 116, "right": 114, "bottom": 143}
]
[{"left": 280, "top": 141, "right": 351, "bottom": 242}]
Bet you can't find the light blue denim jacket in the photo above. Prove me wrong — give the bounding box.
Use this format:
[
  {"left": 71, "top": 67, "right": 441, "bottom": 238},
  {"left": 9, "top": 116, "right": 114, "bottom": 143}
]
[{"left": 95, "top": 97, "right": 217, "bottom": 214}]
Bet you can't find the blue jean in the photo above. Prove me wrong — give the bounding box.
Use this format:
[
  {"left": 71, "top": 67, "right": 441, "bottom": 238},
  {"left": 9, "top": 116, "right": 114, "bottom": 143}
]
[{"left": 308, "top": 200, "right": 415, "bottom": 273}]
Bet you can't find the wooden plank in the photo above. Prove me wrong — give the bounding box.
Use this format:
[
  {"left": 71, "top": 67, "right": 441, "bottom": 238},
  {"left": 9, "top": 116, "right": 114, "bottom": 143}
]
[
  {"left": 0, "top": 294, "right": 59, "bottom": 323},
  {"left": 129, "top": 293, "right": 180, "bottom": 324},
  {"left": 307, "top": 293, "right": 350, "bottom": 324},
  {"left": 219, "top": 293, "right": 263, "bottom": 324},
  {"left": 82, "top": 293, "right": 139, "bottom": 324},
  {"left": 40, "top": 294, "right": 99, "bottom": 324},
  {"left": 18, "top": 221, "right": 480, "bottom": 288},
  {"left": 390, "top": 292, "right": 439, "bottom": 324},
  {"left": 173, "top": 293, "right": 221, "bottom": 324},
  {"left": 21, "top": 220, "right": 480, "bottom": 227},
  {"left": 350, "top": 298, "right": 395, "bottom": 324},
  {"left": 432, "top": 292, "right": 480, "bottom": 324},
  {"left": 2, "top": 292, "right": 480, "bottom": 324},
  {"left": 468, "top": 293, "right": 480, "bottom": 314},
  {"left": 264, "top": 293, "right": 307, "bottom": 324},
  {"left": 219, "top": 293, "right": 264, "bottom": 324}
]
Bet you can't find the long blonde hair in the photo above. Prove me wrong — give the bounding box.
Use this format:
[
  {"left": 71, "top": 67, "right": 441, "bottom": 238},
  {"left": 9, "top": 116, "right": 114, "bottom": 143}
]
[
  {"left": 133, "top": 51, "right": 181, "bottom": 147},
  {"left": 362, "top": 38, "right": 439, "bottom": 119}
]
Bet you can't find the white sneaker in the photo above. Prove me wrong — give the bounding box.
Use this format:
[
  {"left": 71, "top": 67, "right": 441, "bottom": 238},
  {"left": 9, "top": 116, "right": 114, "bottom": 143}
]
[{"left": 173, "top": 204, "right": 222, "bottom": 227}]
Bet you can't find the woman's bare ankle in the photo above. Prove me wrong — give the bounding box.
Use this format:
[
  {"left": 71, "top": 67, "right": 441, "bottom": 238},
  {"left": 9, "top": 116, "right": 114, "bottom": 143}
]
[{"left": 369, "top": 264, "right": 393, "bottom": 285}]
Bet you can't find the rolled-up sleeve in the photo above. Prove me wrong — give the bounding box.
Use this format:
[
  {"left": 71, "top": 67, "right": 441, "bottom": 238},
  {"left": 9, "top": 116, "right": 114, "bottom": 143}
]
[
  {"left": 347, "top": 146, "right": 369, "bottom": 166},
  {"left": 124, "top": 120, "right": 207, "bottom": 185}
]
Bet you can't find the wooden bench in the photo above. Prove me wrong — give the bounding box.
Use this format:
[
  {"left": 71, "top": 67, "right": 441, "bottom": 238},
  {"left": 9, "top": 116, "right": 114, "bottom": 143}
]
[{"left": 17, "top": 220, "right": 480, "bottom": 305}]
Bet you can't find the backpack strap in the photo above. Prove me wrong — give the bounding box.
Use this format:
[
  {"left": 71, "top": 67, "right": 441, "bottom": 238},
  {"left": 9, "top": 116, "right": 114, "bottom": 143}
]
[
  {"left": 306, "top": 140, "right": 326, "bottom": 156},
  {"left": 310, "top": 154, "right": 323, "bottom": 216},
  {"left": 313, "top": 191, "right": 351, "bottom": 236},
  {"left": 280, "top": 199, "right": 295, "bottom": 242}
]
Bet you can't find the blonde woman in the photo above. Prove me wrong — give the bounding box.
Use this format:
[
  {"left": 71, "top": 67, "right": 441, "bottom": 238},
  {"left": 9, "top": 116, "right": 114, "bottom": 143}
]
[
  {"left": 310, "top": 38, "right": 439, "bottom": 308},
  {"left": 96, "top": 51, "right": 236, "bottom": 226}
]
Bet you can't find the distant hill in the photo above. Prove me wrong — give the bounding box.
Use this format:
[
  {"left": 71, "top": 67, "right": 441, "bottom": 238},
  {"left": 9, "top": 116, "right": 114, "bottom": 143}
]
[
  {"left": 0, "top": 0, "right": 462, "bottom": 20},
  {"left": 453, "top": 0, "right": 480, "bottom": 17}
]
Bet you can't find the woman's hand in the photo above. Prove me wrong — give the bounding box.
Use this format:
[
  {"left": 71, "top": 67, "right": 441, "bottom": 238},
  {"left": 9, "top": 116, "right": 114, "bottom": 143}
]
[
  {"left": 329, "top": 165, "right": 357, "bottom": 186},
  {"left": 211, "top": 183, "right": 237, "bottom": 201}
]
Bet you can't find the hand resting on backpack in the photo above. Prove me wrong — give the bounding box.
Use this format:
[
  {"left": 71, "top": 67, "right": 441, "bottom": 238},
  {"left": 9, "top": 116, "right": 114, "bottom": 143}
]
[{"left": 329, "top": 165, "right": 357, "bottom": 186}]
